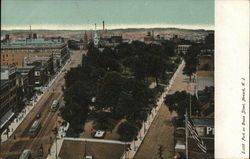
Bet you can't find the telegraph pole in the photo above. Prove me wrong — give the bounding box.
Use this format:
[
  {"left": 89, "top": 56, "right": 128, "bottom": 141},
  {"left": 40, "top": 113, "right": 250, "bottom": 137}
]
[{"left": 185, "top": 108, "right": 189, "bottom": 159}]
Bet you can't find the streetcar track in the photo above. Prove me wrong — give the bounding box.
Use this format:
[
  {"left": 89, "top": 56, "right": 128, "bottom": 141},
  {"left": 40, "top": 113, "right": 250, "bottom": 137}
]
[{"left": 0, "top": 51, "right": 83, "bottom": 159}]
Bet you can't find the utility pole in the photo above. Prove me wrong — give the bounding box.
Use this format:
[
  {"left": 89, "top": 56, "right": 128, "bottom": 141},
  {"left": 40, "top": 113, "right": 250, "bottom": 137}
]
[
  {"left": 55, "top": 136, "right": 57, "bottom": 159},
  {"left": 189, "top": 92, "right": 192, "bottom": 117},
  {"left": 53, "top": 127, "right": 58, "bottom": 159},
  {"left": 84, "top": 139, "right": 87, "bottom": 158},
  {"left": 185, "top": 108, "right": 189, "bottom": 159}
]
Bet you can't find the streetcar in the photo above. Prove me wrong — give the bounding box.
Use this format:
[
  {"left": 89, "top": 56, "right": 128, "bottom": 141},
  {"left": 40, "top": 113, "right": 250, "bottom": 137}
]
[
  {"left": 51, "top": 99, "right": 59, "bottom": 112},
  {"left": 19, "top": 149, "right": 32, "bottom": 159},
  {"left": 28, "top": 120, "right": 41, "bottom": 137}
]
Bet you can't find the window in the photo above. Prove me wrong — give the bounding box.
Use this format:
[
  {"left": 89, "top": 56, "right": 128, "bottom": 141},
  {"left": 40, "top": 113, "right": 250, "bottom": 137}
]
[{"left": 35, "top": 71, "right": 40, "bottom": 76}]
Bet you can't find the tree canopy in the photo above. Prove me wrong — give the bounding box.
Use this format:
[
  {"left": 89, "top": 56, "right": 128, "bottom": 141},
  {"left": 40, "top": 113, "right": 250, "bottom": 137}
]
[{"left": 62, "top": 39, "right": 180, "bottom": 136}]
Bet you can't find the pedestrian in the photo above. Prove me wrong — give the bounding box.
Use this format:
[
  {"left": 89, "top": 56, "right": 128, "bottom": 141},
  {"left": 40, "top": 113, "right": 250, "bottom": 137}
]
[
  {"left": 48, "top": 148, "right": 51, "bottom": 155},
  {"left": 13, "top": 135, "right": 16, "bottom": 140}
]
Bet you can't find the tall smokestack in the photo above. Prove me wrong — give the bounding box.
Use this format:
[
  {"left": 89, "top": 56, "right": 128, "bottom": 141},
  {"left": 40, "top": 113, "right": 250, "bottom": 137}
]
[
  {"left": 95, "top": 23, "right": 97, "bottom": 31},
  {"left": 103, "top": 21, "right": 105, "bottom": 31},
  {"left": 29, "top": 25, "right": 32, "bottom": 39}
]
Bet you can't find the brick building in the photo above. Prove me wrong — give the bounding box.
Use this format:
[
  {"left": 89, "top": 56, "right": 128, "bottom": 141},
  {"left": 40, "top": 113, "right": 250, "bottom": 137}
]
[
  {"left": 1, "top": 34, "right": 69, "bottom": 67},
  {"left": 0, "top": 65, "right": 17, "bottom": 130}
]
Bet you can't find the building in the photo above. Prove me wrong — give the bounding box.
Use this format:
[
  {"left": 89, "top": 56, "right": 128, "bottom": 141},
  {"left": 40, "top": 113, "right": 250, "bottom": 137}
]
[
  {"left": 25, "top": 58, "right": 52, "bottom": 88},
  {"left": 144, "top": 31, "right": 154, "bottom": 42},
  {"left": 99, "top": 35, "right": 123, "bottom": 47},
  {"left": 197, "top": 55, "right": 214, "bottom": 71},
  {"left": 16, "top": 65, "right": 36, "bottom": 100},
  {"left": 0, "top": 65, "right": 17, "bottom": 130},
  {"left": 195, "top": 71, "right": 214, "bottom": 98},
  {"left": 176, "top": 45, "right": 191, "bottom": 55},
  {"left": 171, "top": 35, "right": 181, "bottom": 44},
  {"left": 24, "top": 55, "right": 54, "bottom": 74},
  {"left": 205, "top": 33, "right": 214, "bottom": 47},
  {"left": 174, "top": 118, "right": 214, "bottom": 159},
  {"left": 143, "top": 31, "right": 167, "bottom": 44},
  {"left": 196, "top": 53, "right": 214, "bottom": 99},
  {"left": 1, "top": 34, "right": 69, "bottom": 67}
]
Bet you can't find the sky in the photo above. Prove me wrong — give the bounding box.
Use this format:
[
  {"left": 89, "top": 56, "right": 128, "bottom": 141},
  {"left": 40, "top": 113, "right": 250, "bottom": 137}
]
[{"left": 1, "top": 0, "right": 214, "bottom": 30}]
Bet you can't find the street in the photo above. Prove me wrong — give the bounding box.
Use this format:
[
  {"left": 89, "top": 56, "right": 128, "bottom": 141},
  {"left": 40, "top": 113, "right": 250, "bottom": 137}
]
[
  {"left": 134, "top": 63, "right": 195, "bottom": 159},
  {"left": 0, "top": 50, "right": 85, "bottom": 159}
]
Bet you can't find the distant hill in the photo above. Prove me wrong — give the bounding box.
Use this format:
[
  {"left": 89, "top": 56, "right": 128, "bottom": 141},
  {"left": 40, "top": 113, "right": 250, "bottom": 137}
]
[{"left": 1, "top": 27, "right": 214, "bottom": 34}]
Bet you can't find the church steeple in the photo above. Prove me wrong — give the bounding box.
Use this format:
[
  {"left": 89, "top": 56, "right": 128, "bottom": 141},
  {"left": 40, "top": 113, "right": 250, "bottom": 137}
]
[{"left": 94, "top": 23, "right": 99, "bottom": 48}]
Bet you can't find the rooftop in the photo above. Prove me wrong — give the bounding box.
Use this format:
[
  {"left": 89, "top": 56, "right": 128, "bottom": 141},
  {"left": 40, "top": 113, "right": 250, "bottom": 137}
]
[
  {"left": 197, "top": 71, "right": 214, "bottom": 77},
  {"left": 191, "top": 118, "right": 214, "bottom": 127},
  {"left": 59, "top": 140, "right": 125, "bottom": 159},
  {"left": 1, "top": 38, "right": 65, "bottom": 49}
]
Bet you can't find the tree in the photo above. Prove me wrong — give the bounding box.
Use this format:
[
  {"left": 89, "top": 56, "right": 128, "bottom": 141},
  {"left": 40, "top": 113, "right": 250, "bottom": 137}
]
[
  {"left": 118, "top": 79, "right": 154, "bottom": 120},
  {"left": 62, "top": 80, "right": 92, "bottom": 133},
  {"left": 182, "top": 44, "right": 201, "bottom": 81},
  {"left": 164, "top": 91, "right": 199, "bottom": 118},
  {"left": 96, "top": 71, "right": 124, "bottom": 118},
  {"left": 162, "top": 41, "right": 176, "bottom": 57},
  {"left": 183, "top": 60, "right": 197, "bottom": 81},
  {"left": 148, "top": 55, "right": 167, "bottom": 86},
  {"left": 117, "top": 121, "right": 138, "bottom": 141}
]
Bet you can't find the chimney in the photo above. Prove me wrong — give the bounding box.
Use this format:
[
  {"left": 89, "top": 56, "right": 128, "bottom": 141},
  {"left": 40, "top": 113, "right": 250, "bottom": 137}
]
[{"left": 29, "top": 25, "right": 32, "bottom": 39}]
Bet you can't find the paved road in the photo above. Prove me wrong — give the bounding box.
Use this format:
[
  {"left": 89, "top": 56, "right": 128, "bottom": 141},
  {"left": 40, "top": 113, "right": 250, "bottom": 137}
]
[
  {"left": 134, "top": 64, "right": 195, "bottom": 159},
  {"left": 0, "top": 50, "right": 85, "bottom": 159}
]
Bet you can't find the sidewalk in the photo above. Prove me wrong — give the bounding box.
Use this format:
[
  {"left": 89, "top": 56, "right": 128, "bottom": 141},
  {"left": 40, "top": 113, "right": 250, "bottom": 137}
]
[
  {"left": 46, "top": 123, "right": 69, "bottom": 159},
  {"left": 0, "top": 59, "right": 70, "bottom": 143},
  {"left": 121, "top": 60, "right": 185, "bottom": 159}
]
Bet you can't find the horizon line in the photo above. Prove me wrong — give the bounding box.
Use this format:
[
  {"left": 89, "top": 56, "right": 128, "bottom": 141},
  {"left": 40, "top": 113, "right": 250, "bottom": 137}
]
[{"left": 1, "top": 24, "right": 214, "bottom": 31}]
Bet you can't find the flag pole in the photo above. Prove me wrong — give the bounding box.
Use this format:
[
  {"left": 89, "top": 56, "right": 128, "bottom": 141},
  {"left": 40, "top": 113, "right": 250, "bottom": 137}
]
[
  {"left": 189, "top": 80, "right": 192, "bottom": 117},
  {"left": 185, "top": 107, "right": 189, "bottom": 159}
]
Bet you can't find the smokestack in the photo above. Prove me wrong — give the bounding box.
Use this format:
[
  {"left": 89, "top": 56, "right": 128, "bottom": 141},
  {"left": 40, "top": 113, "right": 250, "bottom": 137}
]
[
  {"left": 95, "top": 23, "right": 97, "bottom": 31},
  {"left": 29, "top": 25, "right": 32, "bottom": 39},
  {"left": 103, "top": 21, "right": 105, "bottom": 31}
]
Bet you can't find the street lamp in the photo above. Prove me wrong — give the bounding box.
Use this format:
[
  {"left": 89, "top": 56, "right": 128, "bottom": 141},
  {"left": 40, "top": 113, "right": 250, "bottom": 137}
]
[{"left": 53, "top": 127, "right": 58, "bottom": 159}]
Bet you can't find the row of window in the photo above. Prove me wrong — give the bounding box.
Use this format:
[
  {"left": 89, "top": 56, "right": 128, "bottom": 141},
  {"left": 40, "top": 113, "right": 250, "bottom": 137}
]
[
  {"left": 1, "top": 62, "right": 18, "bottom": 66},
  {"left": 1, "top": 54, "right": 14, "bottom": 58},
  {"left": 1, "top": 49, "right": 61, "bottom": 53}
]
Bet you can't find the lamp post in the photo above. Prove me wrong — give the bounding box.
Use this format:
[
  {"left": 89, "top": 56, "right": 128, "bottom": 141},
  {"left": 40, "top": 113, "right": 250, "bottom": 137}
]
[{"left": 53, "top": 127, "right": 58, "bottom": 159}]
